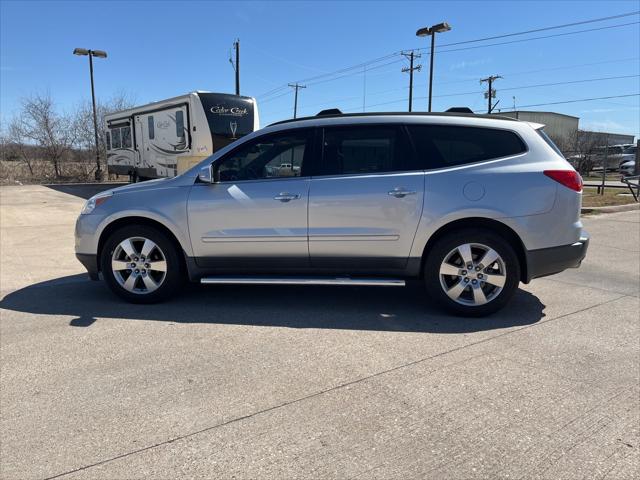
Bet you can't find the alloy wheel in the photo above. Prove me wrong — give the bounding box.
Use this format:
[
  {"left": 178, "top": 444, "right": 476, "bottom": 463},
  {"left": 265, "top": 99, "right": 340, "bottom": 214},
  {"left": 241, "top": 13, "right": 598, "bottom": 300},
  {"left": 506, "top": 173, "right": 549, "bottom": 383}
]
[
  {"left": 438, "top": 242, "right": 507, "bottom": 306},
  {"left": 111, "top": 237, "right": 167, "bottom": 294}
]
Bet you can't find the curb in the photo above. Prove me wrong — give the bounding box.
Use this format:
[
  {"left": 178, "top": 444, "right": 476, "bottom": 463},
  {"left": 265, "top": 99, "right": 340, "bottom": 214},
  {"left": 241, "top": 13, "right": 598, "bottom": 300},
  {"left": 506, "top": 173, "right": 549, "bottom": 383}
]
[{"left": 581, "top": 203, "right": 639, "bottom": 215}]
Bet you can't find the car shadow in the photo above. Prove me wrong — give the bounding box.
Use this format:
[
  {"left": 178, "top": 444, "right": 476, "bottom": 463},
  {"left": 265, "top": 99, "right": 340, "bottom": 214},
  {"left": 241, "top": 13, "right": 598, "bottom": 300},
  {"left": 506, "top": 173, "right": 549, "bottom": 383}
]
[
  {"left": 44, "top": 183, "right": 126, "bottom": 200},
  {"left": 0, "top": 275, "right": 546, "bottom": 333}
]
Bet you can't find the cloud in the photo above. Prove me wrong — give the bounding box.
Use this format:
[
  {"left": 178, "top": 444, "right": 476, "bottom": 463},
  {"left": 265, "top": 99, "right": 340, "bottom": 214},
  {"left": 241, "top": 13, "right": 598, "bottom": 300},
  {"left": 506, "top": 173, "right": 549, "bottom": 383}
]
[
  {"left": 581, "top": 119, "right": 629, "bottom": 133},
  {"left": 449, "top": 58, "right": 491, "bottom": 71},
  {"left": 580, "top": 107, "right": 639, "bottom": 113}
]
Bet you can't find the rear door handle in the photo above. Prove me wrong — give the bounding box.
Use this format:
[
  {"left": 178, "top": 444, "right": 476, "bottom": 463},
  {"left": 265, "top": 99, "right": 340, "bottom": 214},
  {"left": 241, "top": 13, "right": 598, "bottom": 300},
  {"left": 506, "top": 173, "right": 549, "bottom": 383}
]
[
  {"left": 274, "top": 192, "right": 301, "bottom": 202},
  {"left": 388, "top": 188, "right": 417, "bottom": 198}
]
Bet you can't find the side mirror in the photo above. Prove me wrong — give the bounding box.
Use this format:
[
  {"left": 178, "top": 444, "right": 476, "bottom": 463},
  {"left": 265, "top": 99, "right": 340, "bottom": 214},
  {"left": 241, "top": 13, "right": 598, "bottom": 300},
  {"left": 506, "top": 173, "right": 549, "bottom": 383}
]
[{"left": 198, "top": 164, "right": 213, "bottom": 183}]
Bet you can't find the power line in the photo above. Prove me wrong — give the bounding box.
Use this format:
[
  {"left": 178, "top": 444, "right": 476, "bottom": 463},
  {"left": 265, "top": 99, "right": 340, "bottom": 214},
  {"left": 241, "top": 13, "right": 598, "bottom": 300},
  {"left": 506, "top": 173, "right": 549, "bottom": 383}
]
[
  {"left": 260, "top": 89, "right": 293, "bottom": 104},
  {"left": 500, "top": 74, "right": 640, "bottom": 92},
  {"left": 257, "top": 52, "right": 399, "bottom": 98},
  {"left": 430, "top": 21, "right": 639, "bottom": 56},
  {"left": 436, "top": 10, "right": 639, "bottom": 48},
  {"left": 259, "top": 18, "right": 637, "bottom": 100},
  {"left": 475, "top": 93, "right": 640, "bottom": 112},
  {"left": 257, "top": 12, "right": 639, "bottom": 100},
  {"left": 321, "top": 74, "right": 640, "bottom": 111}
]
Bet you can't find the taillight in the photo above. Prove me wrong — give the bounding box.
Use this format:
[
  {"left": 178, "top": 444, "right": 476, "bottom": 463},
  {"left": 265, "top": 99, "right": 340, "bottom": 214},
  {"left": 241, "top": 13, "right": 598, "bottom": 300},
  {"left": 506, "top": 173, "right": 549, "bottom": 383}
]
[{"left": 543, "top": 170, "right": 583, "bottom": 192}]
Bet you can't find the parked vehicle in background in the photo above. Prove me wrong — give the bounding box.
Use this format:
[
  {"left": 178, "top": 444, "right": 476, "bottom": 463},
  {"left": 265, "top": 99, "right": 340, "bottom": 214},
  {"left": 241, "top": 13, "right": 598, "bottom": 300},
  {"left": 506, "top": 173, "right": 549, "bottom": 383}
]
[
  {"left": 76, "top": 111, "right": 588, "bottom": 317},
  {"left": 591, "top": 144, "right": 636, "bottom": 172},
  {"left": 105, "top": 92, "right": 259, "bottom": 181},
  {"left": 617, "top": 144, "right": 637, "bottom": 168},
  {"left": 619, "top": 160, "right": 636, "bottom": 176}
]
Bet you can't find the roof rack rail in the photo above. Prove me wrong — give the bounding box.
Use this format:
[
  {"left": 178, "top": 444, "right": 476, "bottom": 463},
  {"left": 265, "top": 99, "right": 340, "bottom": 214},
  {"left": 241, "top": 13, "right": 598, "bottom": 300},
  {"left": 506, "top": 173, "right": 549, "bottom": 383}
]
[
  {"left": 446, "top": 107, "right": 474, "bottom": 113},
  {"left": 317, "top": 108, "right": 343, "bottom": 116},
  {"left": 267, "top": 111, "right": 518, "bottom": 127}
]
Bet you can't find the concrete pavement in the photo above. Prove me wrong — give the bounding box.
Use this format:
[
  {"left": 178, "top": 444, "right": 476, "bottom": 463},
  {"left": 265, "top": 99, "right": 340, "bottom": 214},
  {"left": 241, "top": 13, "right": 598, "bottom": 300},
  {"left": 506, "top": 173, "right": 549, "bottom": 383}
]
[{"left": 1, "top": 185, "right": 638, "bottom": 479}]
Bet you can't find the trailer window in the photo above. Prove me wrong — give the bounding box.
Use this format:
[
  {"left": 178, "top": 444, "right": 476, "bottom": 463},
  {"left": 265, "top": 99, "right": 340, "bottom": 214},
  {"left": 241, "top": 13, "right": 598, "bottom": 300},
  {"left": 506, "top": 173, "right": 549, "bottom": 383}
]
[
  {"left": 111, "top": 128, "right": 121, "bottom": 149},
  {"left": 175, "top": 111, "right": 184, "bottom": 138},
  {"left": 148, "top": 116, "right": 154, "bottom": 140},
  {"left": 106, "top": 131, "right": 111, "bottom": 150},
  {"left": 121, "top": 127, "right": 132, "bottom": 149}
]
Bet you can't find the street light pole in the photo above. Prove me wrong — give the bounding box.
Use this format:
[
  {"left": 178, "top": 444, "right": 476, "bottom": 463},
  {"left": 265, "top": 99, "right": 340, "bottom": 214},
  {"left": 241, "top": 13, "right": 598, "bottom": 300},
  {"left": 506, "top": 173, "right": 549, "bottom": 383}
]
[
  {"left": 428, "top": 33, "right": 435, "bottom": 112},
  {"left": 88, "top": 53, "right": 101, "bottom": 180},
  {"left": 416, "top": 22, "right": 451, "bottom": 112},
  {"left": 74, "top": 48, "right": 107, "bottom": 181}
]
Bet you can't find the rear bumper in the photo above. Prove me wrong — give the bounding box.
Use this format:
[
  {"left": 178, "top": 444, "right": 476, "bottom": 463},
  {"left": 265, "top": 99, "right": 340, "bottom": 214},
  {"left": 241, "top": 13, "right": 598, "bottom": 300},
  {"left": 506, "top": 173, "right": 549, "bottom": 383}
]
[
  {"left": 76, "top": 253, "right": 99, "bottom": 281},
  {"left": 525, "top": 232, "right": 589, "bottom": 282}
]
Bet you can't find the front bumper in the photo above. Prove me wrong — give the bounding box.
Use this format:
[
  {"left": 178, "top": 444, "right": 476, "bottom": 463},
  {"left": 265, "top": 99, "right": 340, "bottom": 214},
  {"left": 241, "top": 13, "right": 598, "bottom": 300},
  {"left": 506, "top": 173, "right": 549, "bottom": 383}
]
[
  {"left": 525, "top": 232, "right": 589, "bottom": 282},
  {"left": 76, "top": 253, "right": 99, "bottom": 281}
]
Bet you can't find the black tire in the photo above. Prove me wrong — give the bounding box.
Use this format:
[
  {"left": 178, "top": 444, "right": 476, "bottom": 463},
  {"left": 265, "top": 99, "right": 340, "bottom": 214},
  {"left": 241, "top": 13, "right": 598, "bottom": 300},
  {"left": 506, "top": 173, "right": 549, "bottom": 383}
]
[
  {"left": 101, "top": 225, "right": 184, "bottom": 304},
  {"left": 424, "top": 229, "right": 520, "bottom": 317}
]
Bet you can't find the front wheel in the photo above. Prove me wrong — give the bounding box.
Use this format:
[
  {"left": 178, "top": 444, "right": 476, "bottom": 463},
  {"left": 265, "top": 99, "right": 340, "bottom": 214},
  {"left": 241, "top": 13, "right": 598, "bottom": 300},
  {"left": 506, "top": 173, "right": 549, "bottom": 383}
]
[
  {"left": 424, "top": 229, "right": 520, "bottom": 317},
  {"left": 101, "top": 225, "right": 184, "bottom": 303}
]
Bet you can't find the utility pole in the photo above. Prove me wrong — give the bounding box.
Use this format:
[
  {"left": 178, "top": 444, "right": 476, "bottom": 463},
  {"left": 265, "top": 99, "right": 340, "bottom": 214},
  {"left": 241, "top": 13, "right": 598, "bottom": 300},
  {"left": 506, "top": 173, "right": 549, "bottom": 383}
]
[
  {"left": 401, "top": 51, "right": 422, "bottom": 112},
  {"left": 229, "top": 39, "right": 240, "bottom": 95},
  {"left": 480, "top": 75, "right": 502, "bottom": 113},
  {"left": 288, "top": 83, "right": 306, "bottom": 118}
]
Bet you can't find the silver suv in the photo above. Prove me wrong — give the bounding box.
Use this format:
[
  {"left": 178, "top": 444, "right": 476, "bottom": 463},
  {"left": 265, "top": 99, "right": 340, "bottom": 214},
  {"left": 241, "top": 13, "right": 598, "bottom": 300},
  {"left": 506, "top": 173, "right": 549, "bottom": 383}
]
[{"left": 75, "top": 112, "right": 588, "bottom": 316}]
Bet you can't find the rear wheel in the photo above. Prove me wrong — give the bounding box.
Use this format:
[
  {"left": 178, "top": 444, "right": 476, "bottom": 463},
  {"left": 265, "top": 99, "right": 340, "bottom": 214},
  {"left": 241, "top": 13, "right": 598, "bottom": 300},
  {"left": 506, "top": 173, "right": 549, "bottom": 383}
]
[
  {"left": 101, "top": 225, "right": 184, "bottom": 303},
  {"left": 424, "top": 229, "right": 520, "bottom": 316}
]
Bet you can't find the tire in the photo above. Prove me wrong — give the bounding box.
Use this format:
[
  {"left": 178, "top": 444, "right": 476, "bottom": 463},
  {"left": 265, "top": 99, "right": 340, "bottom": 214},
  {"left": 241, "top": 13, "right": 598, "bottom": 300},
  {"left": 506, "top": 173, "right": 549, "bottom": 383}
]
[
  {"left": 424, "top": 229, "right": 520, "bottom": 317},
  {"left": 101, "top": 225, "right": 184, "bottom": 303}
]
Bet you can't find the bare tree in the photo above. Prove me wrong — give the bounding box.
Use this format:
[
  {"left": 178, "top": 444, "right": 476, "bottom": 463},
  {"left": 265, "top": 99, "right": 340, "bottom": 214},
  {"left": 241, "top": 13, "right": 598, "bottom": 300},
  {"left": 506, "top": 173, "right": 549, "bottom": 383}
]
[
  {"left": 7, "top": 119, "right": 37, "bottom": 176},
  {"left": 11, "top": 93, "right": 74, "bottom": 178},
  {"left": 565, "top": 130, "right": 600, "bottom": 175},
  {"left": 72, "top": 91, "right": 136, "bottom": 164}
]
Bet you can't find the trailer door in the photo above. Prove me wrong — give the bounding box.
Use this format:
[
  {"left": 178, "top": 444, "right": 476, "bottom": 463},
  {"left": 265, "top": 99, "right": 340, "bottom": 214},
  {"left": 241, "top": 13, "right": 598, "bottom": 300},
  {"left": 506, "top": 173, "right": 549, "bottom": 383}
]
[{"left": 134, "top": 116, "right": 145, "bottom": 170}]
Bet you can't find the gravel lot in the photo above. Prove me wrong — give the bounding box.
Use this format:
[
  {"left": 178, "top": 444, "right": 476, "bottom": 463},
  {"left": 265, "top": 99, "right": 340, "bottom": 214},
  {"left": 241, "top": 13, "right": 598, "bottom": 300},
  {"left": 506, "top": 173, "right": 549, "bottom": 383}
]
[{"left": 1, "top": 184, "right": 638, "bottom": 479}]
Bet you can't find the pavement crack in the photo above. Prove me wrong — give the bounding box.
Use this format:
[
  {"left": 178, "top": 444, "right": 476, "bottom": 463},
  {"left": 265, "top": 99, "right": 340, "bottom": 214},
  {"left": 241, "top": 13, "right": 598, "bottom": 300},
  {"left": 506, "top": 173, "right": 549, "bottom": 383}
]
[{"left": 43, "top": 294, "right": 626, "bottom": 480}]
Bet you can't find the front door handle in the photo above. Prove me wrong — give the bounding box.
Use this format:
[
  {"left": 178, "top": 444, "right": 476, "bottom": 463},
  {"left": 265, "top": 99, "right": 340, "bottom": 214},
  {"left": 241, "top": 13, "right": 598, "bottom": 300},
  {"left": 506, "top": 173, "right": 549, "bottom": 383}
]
[
  {"left": 274, "top": 192, "right": 301, "bottom": 202},
  {"left": 388, "top": 188, "right": 417, "bottom": 198}
]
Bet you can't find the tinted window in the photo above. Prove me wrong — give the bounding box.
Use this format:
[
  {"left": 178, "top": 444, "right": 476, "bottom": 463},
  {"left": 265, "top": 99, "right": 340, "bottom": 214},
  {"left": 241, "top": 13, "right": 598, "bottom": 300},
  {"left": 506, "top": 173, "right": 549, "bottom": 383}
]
[
  {"left": 111, "top": 128, "right": 121, "bottom": 149},
  {"left": 105, "top": 131, "right": 111, "bottom": 150},
  {"left": 121, "top": 127, "right": 132, "bottom": 149},
  {"left": 148, "top": 116, "right": 155, "bottom": 140},
  {"left": 407, "top": 125, "right": 526, "bottom": 168},
  {"left": 176, "top": 110, "right": 184, "bottom": 138},
  {"left": 537, "top": 129, "right": 564, "bottom": 158},
  {"left": 217, "top": 130, "right": 311, "bottom": 182},
  {"left": 321, "top": 126, "right": 410, "bottom": 175}
]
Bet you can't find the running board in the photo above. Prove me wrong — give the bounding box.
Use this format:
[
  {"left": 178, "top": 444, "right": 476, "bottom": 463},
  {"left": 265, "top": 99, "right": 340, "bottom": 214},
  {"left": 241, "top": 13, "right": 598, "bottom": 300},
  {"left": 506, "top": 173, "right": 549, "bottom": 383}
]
[{"left": 200, "top": 276, "right": 405, "bottom": 287}]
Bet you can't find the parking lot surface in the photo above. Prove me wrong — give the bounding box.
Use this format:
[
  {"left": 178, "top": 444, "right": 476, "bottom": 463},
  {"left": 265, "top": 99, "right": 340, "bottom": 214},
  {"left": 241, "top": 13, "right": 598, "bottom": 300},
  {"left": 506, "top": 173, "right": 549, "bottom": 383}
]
[{"left": 1, "top": 184, "right": 638, "bottom": 479}]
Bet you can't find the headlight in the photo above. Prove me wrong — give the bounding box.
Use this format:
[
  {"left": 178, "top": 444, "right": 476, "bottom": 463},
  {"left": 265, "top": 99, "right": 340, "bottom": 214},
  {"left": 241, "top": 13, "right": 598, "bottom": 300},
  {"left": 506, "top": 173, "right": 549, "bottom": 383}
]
[{"left": 81, "top": 192, "right": 112, "bottom": 215}]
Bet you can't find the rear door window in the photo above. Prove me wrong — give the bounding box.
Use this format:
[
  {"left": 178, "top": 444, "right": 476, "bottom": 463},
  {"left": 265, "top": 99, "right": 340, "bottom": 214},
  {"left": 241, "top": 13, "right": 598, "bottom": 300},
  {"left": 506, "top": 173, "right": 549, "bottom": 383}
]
[
  {"left": 407, "top": 125, "right": 526, "bottom": 169},
  {"left": 320, "top": 126, "right": 413, "bottom": 175}
]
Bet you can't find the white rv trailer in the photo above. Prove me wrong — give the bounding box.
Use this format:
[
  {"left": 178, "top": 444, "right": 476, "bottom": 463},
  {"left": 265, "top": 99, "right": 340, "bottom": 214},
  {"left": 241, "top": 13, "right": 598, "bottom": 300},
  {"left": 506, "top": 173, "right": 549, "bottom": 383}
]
[{"left": 105, "top": 92, "right": 259, "bottom": 180}]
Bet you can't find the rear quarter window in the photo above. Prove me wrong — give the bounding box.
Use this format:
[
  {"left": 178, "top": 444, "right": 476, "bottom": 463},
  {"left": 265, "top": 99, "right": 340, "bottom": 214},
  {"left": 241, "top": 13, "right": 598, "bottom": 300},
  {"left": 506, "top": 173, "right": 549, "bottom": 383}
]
[{"left": 407, "top": 125, "right": 526, "bottom": 169}]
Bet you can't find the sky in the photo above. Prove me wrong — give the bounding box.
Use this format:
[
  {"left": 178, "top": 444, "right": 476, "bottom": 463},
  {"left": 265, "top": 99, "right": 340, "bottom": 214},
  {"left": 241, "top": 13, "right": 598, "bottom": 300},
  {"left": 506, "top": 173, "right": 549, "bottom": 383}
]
[{"left": 1, "top": 0, "right": 639, "bottom": 138}]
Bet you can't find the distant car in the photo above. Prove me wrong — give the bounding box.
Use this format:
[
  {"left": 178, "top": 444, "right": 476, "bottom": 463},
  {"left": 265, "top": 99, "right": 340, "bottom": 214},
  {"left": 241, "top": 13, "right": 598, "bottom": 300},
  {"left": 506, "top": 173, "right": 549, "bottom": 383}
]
[
  {"left": 617, "top": 145, "right": 637, "bottom": 168},
  {"left": 75, "top": 111, "right": 589, "bottom": 316},
  {"left": 619, "top": 160, "right": 636, "bottom": 176}
]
